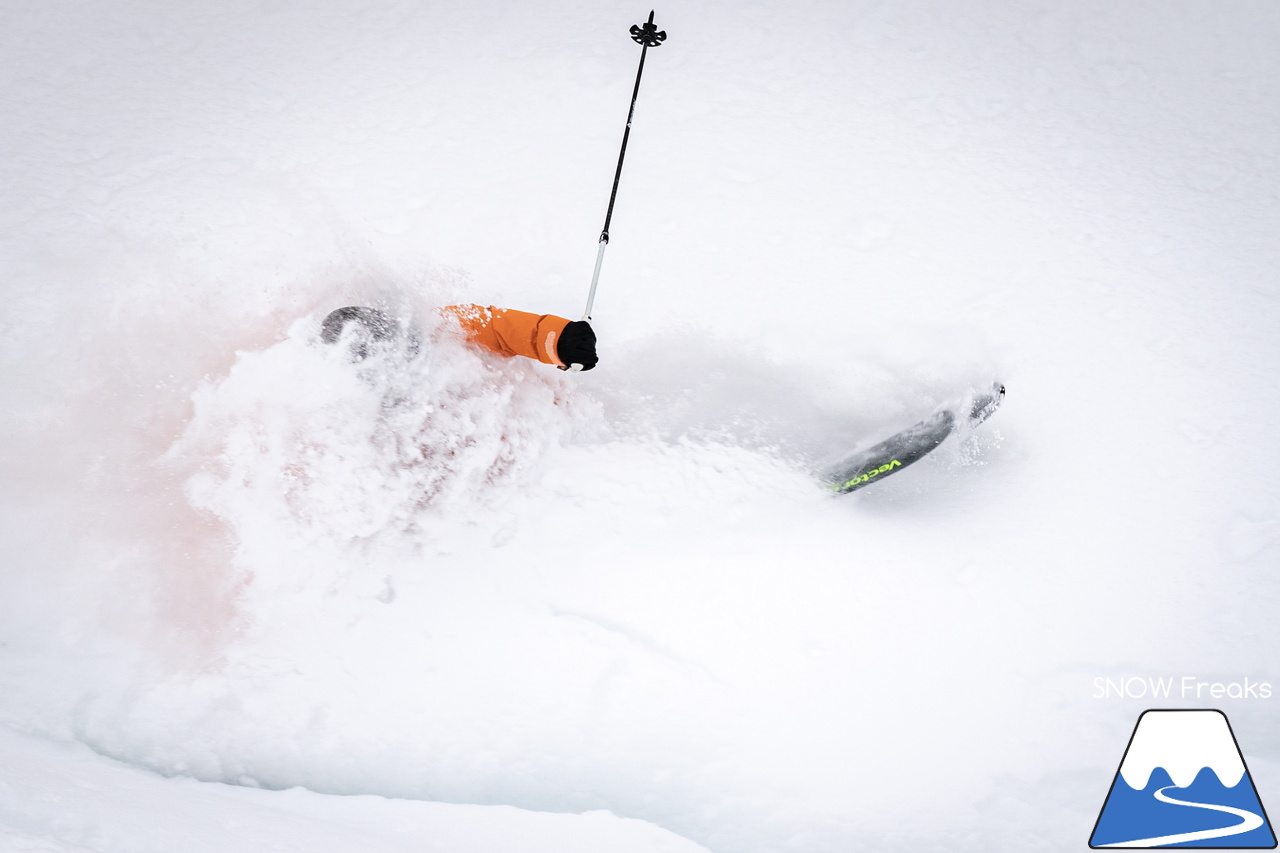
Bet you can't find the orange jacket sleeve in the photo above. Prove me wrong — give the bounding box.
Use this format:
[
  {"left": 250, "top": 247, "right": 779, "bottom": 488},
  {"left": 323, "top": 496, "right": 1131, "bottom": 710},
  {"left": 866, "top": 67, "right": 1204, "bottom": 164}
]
[{"left": 439, "top": 304, "right": 570, "bottom": 367}]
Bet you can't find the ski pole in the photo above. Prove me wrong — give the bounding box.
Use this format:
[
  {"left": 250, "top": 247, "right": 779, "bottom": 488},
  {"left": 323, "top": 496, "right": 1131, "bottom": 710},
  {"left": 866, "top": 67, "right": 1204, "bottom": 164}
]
[{"left": 582, "top": 10, "right": 666, "bottom": 323}]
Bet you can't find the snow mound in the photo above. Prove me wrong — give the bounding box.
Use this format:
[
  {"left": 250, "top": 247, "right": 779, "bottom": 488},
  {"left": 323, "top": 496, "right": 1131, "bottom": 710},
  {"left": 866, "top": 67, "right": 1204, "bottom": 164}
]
[{"left": 0, "top": 725, "right": 711, "bottom": 853}]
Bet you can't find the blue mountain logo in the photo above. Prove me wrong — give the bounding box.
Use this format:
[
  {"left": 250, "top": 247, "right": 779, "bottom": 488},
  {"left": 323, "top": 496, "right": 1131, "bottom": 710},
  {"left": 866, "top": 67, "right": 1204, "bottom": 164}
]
[{"left": 1090, "top": 709, "right": 1276, "bottom": 848}]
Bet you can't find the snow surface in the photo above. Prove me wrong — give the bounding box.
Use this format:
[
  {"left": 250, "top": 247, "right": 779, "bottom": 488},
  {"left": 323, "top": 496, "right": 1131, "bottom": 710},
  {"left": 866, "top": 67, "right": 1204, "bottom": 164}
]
[
  {"left": 2, "top": 1, "right": 1279, "bottom": 851},
  {"left": 0, "top": 725, "right": 705, "bottom": 853}
]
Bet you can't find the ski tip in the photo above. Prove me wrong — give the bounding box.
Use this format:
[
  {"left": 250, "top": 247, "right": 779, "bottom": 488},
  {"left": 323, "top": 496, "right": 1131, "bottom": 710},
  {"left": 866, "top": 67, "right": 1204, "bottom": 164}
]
[{"left": 967, "top": 381, "right": 1005, "bottom": 426}]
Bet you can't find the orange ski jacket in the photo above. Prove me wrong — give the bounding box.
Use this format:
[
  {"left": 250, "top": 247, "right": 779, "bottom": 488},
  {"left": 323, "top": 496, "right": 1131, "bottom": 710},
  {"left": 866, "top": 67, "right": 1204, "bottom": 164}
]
[{"left": 439, "top": 304, "right": 570, "bottom": 367}]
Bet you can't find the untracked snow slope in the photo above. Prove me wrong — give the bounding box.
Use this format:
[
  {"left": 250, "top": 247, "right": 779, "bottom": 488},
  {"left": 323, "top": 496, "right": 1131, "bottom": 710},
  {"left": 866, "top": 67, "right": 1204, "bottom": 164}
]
[
  {"left": 0, "top": 725, "right": 708, "bottom": 853},
  {"left": 2, "top": 2, "right": 1279, "bottom": 852}
]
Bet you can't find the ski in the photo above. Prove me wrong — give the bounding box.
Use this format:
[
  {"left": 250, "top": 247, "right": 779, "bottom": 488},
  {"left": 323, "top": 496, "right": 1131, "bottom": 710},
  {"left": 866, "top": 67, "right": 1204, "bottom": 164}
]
[{"left": 824, "top": 382, "right": 1005, "bottom": 494}]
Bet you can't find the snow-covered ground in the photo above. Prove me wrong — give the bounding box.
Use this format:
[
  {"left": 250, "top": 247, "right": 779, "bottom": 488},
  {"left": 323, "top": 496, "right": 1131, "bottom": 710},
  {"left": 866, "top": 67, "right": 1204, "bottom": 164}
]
[{"left": 2, "top": 2, "right": 1278, "bottom": 851}]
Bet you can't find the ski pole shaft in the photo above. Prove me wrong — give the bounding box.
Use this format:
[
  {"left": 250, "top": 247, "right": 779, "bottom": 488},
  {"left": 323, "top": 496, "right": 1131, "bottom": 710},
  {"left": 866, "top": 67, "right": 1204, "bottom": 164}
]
[
  {"left": 583, "top": 10, "right": 665, "bottom": 322},
  {"left": 583, "top": 240, "right": 607, "bottom": 322}
]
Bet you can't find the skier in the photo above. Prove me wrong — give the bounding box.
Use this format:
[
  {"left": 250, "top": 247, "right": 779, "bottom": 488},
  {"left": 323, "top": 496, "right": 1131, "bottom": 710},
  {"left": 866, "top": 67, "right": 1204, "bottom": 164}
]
[{"left": 320, "top": 305, "right": 598, "bottom": 371}]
